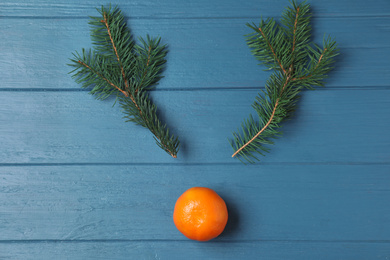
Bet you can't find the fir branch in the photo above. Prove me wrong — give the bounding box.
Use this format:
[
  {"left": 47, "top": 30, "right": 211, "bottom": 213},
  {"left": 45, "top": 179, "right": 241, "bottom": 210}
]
[
  {"left": 258, "top": 25, "right": 287, "bottom": 73},
  {"left": 69, "top": 5, "right": 180, "bottom": 158},
  {"left": 246, "top": 20, "right": 289, "bottom": 73},
  {"left": 230, "top": 0, "right": 338, "bottom": 163},
  {"left": 77, "top": 59, "right": 127, "bottom": 97},
  {"left": 101, "top": 11, "right": 129, "bottom": 90}
]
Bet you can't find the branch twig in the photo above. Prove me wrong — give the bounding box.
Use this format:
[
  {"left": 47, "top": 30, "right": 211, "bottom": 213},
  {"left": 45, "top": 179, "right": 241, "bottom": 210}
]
[
  {"left": 258, "top": 27, "right": 286, "bottom": 74},
  {"left": 101, "top": 13, "right": 129, "bottom": 91},
  {"left": 101, "top": 13, "right": 143, "bottom": 113},
  {"left": 232, "top": 99, "right": 279, "bottom": 158},
  {"left": 77, "top": 60, "right": 128, "bottom": 97},
  {"left": 292, "top": 48, "right": 327, "bottom": 81},
  {"left": 292, "top": 7, "right": 300, "bottom": 53},
  {"left": 232, "top": 76, "right": 290, "bottom": 158},
  {"left": 138, "top": 45, "right": 152, "bottom": 91}
]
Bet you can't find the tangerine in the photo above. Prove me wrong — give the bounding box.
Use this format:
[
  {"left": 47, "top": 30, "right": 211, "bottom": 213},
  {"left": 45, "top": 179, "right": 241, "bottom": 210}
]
[{"left": 173, "top": 187, "right": 228, "bottom": 241}]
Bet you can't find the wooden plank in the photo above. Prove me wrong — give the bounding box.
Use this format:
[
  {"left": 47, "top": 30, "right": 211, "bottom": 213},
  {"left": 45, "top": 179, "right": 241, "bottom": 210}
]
[
  {"left": 0, "top": 240, "right": 389, "bottom": 260},
  {"left": 1, "top": 0, "right": 389, "bottom": 259},
  {"left": 0, "top": 89, "right": 389, "bottom": 164},
  {"left": 1, "top": 0, "right": 389, "bottom": 18},
  {"left": 1, "top": 165, "right": 389, "bottom": 241},
  {"left": 0, "top": 18, "right": 389, "bottom": 90}
]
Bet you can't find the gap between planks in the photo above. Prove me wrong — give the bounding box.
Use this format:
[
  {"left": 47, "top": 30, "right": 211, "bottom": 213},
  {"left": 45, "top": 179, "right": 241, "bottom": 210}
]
[
  {"left": 0, "top": 86, "right": 390, "bottom": 92},
  {"left": 2, "top": 14, "right": 390, "bottom": 20},
  {"left": 1, "top": 162, "right": 390, "bottom": 167},
  {"left": 0, "top": 239, "right": 390, "bottom": 244}
]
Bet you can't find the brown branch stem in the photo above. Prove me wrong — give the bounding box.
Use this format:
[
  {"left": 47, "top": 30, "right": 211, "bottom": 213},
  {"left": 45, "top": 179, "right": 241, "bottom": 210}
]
[
  {"left": 77, "top": 60, "right": 128, "bottom": 97},
  {"left": 232, "top": 76, "right": 290, "bottom": 158},
  {"left": 291, "top": 48, "right": 327, "bottom": 81},
  {"left": 100, "top": 13, "right": 143, "bottom": 116},
  {"left": 292, "top": 7, "right": 300, "bottom": 53},
  {"left": 258, "top": 27, "right": 286, "bottom": 74},
  {"left": 232, "top": 99, "right": 279, "bottom": 158},
  {"left": 289, "top": 7, "right": 300, "bottom": 74},
  {"left": 137, "top": 45, "right": 152, "bottom": 92},
  {"left": 316, "top": 48, "right": 327, "bottom": 66},
  {"left": 101, "top": 13, "right": 129, "bottom": 91}
]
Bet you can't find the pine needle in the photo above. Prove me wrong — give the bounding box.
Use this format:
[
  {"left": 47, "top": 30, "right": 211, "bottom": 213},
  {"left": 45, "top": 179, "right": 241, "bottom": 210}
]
[
  {"left": 69, "top": 5, "right": 180, "bottom": 158},
  {"left": 230, "top": 0, "right": 339, "bottom": 163}
]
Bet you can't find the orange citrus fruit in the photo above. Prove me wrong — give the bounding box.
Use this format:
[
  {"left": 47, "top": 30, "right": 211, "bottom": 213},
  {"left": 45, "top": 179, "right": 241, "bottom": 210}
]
[{"left": 173, "top": 187, "right": 228, "bottom": 241}]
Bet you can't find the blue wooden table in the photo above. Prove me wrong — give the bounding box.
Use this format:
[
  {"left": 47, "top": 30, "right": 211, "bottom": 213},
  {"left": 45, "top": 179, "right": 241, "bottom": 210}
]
[{"left": 1, "top": 0, "right": 389, "bottom": 259}]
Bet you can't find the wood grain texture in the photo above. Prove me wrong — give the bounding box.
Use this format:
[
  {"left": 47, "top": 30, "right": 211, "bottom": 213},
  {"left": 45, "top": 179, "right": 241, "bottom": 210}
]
[
  {"left": 1, "top": 0, "right": 390, "bottom": 259},
  {"left": 1, "top": 241, "right": 389, "bottom": 260},
  {"left": 1, "top": 165, "right": 389, "bottom": 241},
  {"left": 0, "top": 89, "right": 389, "bottom": 164},
  {"left": 1, "top": 18, "right": 389, "bottom": 90},
  {"left": 1, "top": 0, "right": 389, "bottom": 18}
]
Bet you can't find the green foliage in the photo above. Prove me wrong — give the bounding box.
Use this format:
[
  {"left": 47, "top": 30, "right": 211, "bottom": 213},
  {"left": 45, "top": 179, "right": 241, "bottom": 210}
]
[
  {"left": 230, "top": 0, "right": 339, "bottom": 163},
  {"left": 69, "top": 5, "right": 180, "bottom": 158}
]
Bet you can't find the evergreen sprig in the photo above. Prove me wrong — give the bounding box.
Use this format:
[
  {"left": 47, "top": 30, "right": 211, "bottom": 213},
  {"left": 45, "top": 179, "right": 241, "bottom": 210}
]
[
  {"left": 230, "top": 1, "right": 338, "bottom": 163},
  {"left": 69, "top": 5, "right": 180, "bottom": 158}
]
